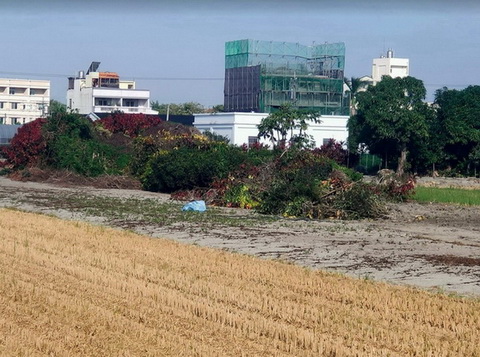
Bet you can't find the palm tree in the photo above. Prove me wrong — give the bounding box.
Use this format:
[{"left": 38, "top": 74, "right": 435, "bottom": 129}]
[{"left": 344, "top": 77, "right": 370, "bottom": 116}]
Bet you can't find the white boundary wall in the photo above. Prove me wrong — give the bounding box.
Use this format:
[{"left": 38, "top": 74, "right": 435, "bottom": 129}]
[{"left": 194, "top": 112, "right": 348, "bottom": 147}]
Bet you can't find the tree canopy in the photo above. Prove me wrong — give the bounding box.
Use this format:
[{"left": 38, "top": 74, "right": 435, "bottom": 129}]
[
  {"left": 257, "top": 103, "right": 321, "bottom": 149},
  {"left": 347, "top": 76, "right": 432, "bottom": 174},
  {"left": 151, "top": 101, "right": 205, "bottom": 115},
  {"left": 49, "top": 100, "right": 67, "bottom": 116},
  {"left": 432, "top": 85, "right": 480, "bottom": 173}
]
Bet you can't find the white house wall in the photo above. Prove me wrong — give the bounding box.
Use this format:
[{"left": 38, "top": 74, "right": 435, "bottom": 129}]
[
  {"left": 194, "top": 112, "right": 270, "bottom": 146},
  {"left": 80, "top": 88, "right": 94, "bottom": 114},
  {"left": 194, "top": 112, "right": 349, "bottom": 147},
  {"left": 314, "top": 116, "right": 349, "bottom": 144}
]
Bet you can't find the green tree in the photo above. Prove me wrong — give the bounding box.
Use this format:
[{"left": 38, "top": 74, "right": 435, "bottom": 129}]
[
  {"left": 433, "top": 86, "right": 480, "bottom": 174},
  {"left": 257, "top": 103, "right": 321, "bottom": 149},
  {"left": 348, "top": 76, "right": 431, "bottom": 175},
  {"left": 406, "top": 106, "right": 440, "bottom": 174},
  {"left": 182, "top": 102, "right": 205, "bottom": 115},
  {"left": 151, "top": 101, "right": 205, "bottom": 115},
  {"left": 211, "top": 104, "right": 224, "bottom": 113},
  {"left": 48, "top": 100, "right": 67, "bottom": 116}
]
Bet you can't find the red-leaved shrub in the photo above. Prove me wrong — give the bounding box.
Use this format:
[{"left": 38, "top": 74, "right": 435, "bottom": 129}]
[
  {"left": 97, "top": 112, "right": 162, "bottom": 137},
  {"left": 1, "top": 118, "right": 47, "bottom": 168},
  {"left": 313, "top": 139, "right": 348, "bottom": 165}
]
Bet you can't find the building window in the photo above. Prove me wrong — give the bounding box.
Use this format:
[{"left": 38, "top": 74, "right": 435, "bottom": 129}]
[
  {"left": 322, "top": 138, "right": 333, "bottom": 146},
  {"left": 96, "top": 99, "right": 109, "bottom": 106},
  {"left": 100, "top": 77, "right": 119, "bottom": 88},
  {"left": 31, "top": 88, "right": 46, "bottom": 96},
  {"left": 9, "top": 88, "right": 15, "bottom": 95},
  {"left": 0, "top": 102, "right": 3, "bottom": 109},
  {"left": 124, "top": 99, "right": 137, "bottom": 107},
  {"left": 95, "top": 98, "right": 120, "bottom": 107},
  {"left": 248, "top": 136, "right": 259, "bottom": 147},
  {"left": 11, "top": 103, "right": 18, "bottom": 110}
]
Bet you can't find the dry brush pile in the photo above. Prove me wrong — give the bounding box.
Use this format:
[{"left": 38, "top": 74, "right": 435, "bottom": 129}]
[{"left": 1, "top": 209, "right": 479, "bottom": 356}]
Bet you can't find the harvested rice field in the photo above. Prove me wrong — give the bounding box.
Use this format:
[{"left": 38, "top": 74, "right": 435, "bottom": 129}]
[{"left": 0, "top": 208, "right": 479, "bottom": 356}]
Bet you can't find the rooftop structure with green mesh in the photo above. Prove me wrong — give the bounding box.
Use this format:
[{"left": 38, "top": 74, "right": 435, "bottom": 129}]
[{"left": 224, "top": 39, "right": 349, "bottom": 114}]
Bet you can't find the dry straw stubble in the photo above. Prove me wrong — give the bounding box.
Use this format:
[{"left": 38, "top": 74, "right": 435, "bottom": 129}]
[{"left": 0, "top": 209, "right": 479, "bottom": 356}]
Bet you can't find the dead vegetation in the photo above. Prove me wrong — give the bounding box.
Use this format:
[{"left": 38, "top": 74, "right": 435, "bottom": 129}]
[
  {"left": 6, "top": 167, "right": 141, "bottom": 189},
  {"left": 1, "top": 209, "right": 479, "bottom": 356}
]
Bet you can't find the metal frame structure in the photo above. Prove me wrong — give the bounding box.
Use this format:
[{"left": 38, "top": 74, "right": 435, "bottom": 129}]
[{"left": 224, "top": 39, "right": 348, "bottom": 114}]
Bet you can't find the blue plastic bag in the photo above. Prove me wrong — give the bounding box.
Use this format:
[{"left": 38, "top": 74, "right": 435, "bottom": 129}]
[{"left": 181, "top": 200, "right": 207, "bottom": 212}]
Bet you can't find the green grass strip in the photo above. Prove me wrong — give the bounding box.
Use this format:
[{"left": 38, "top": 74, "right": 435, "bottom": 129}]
[{"left": 414, "top": 186, "right": 480, "bottom": 206}]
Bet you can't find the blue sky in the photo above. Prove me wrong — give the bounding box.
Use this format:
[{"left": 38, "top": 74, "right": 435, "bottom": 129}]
[{"left": 1, "top": 0, "right": 479, "bottom": 106}]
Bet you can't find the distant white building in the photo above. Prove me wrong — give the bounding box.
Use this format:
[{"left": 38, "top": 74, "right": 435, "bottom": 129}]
[
  {"left": 193, "top": 112, "right": 348, "bottom": 147},
  {"left": 0, "top": 78, "right": 50, "bottom": 125},
  {"left": 357, "top": 75, "right": 374, "bottom": 91},
  {"left": 372, "top": 49, "right": 409, "bottom": 84},
  {"left": 67, "top": 62, "right": 157, "bottom": 115},
  {"left": 350, "top": 50, "right": 410, "bottom": 103}
]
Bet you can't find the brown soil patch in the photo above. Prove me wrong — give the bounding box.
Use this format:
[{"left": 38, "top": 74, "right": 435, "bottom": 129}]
[{"left": 419, "top": 255, "right": 480, "bottom": 267}]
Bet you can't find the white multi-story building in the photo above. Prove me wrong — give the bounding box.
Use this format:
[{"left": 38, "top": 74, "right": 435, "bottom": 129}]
[
  {"left": 67, "top": 62, "right": 157, "bottom": 115},
  {"left": 372, "top": 49, "right": 409, "bottom": 84},
  {"left": 0, "top": 78, "right": 50, "bottom": 125}
]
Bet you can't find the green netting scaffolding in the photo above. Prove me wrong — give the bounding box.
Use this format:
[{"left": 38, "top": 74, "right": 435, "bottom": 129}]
[{"left": 224, "top": 39, "right": 349, "bottom": 114}]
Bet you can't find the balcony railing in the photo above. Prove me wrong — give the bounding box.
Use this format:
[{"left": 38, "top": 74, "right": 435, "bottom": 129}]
[{"left": 95, "top": 106, "right": 146, "bottom": 113}]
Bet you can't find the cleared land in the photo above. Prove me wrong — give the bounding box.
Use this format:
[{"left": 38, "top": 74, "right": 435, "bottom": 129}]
[
  {"left": 1, "top": 209, "right": 479, "bottom": 356},
  {"left": 1, "top": 177, "right": 480, "bottom": 297}
]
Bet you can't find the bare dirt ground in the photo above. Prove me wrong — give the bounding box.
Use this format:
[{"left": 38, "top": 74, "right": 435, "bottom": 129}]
[{"left": 1, "top": 176, "right": 479, "bottom": 298}]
